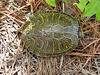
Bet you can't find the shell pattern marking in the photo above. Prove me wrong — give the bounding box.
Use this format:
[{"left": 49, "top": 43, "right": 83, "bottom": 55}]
[{"left": 22, "top": 11, "right": 79, "bottom": 57}]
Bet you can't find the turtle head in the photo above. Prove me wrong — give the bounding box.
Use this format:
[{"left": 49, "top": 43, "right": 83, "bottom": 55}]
[
  {"left": 78, "top": 29, "right": 84, "bottom": 38},
  {"left": 25, "top": 12, "right": 33, "bottom": 20}
]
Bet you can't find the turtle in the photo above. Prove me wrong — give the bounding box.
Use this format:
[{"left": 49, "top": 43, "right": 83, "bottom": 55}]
[{"left": 21, "top": 10, "right": 80, "bottom": 57}]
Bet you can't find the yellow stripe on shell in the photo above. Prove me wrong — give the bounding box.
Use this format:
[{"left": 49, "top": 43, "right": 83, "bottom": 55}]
[
  {"left": 31, "top": 37, "right": 35, "bottom": 45},
  {"left": 23, "top": 28, "right": 30, "bottom": 35},
  {"left": 23, "top": 23, "right": 35, "bottom": 35},
  {"left": 32, "top": 23, "right": 35, "bottom": 27},
  {"left": 58, "top": 43, "right": 61, "bottom": 51},
  {"left": 66, "top": 45, "right": 68, "bottom": 48},
  {"left": 53, "top": 40, "right": 54, "bottom": 52},
  {"left": 29, "top": 49, "right": 34, "bottom": 53},
  {"left": 52, "top": 14, "right": 54, "bottom": 22},
  {"left": 38, "top": 13, "right": 44, "bottom": 25},
  {"left": 68, "top": 17, "right": 73, "bottom": 26},
  {"left": 58, "top": 14, "right": 60, "bottom": 21},
  {"left": 38, "top": 39, "right": 44, "bottom": 49}
]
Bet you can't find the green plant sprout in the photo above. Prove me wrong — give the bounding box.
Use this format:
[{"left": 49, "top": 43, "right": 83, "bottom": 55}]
[
  {"left": 45, "top": 0, "right": 100, "bottom": 21},
  {"left": 75, "top": 0, "right": 100, "bottom": 21}
]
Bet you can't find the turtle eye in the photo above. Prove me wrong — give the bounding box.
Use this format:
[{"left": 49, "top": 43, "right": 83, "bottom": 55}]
[{"left": 78, "top": 29, "right": 84, "bottom": 38}]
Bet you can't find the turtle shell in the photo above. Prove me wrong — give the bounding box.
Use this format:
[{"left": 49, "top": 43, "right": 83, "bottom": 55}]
[{"left": 22, "top": 10, "right": 79, "bottom": 57}]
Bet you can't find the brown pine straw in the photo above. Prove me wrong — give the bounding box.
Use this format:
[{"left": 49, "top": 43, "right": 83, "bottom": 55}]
[
  {"left": 76, "top": 57, "right": 91, "bottom": 74},
  {"left": 37, "top": 57, "right": 43, "bottom": 75},
  {"left": 81, "top": 38, "right": 100, "bottom": 51},
  {"left": 56, "top": 56, "right": 78, "bottom": 72},
  {"left": 65, "top": 53, "right": 100, "bottom": 57},
  {"left": 0, "top": 3, "right": 30, "bottom": 19},
  {"left": 88, "top": 22, "right": 100, "bottom": 38},
  {"left": 8, "top": 41, "right": 21, "bottom": 75}
]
